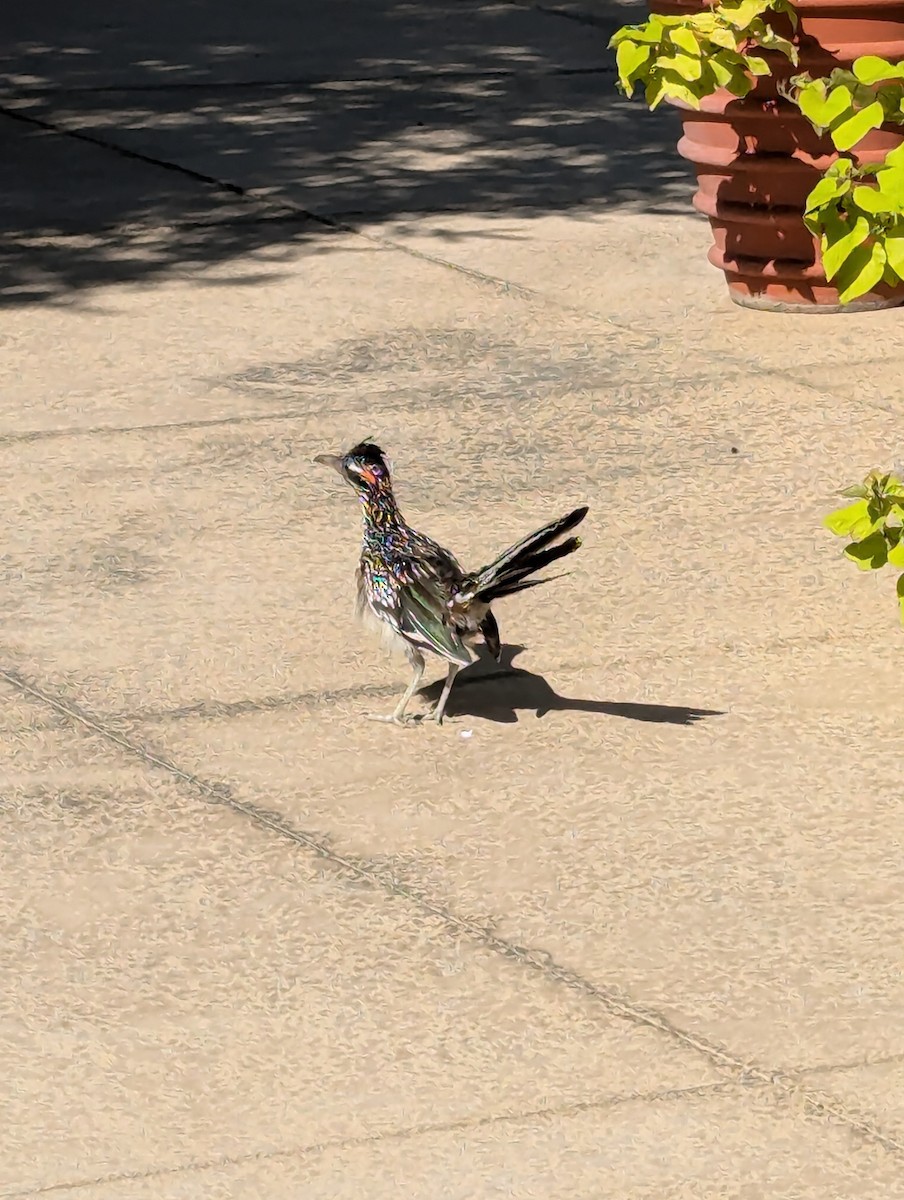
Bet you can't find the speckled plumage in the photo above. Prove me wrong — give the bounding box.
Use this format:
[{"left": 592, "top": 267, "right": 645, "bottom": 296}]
[{"left": 315, "top": 440, "right": 588, "bottom": 726}]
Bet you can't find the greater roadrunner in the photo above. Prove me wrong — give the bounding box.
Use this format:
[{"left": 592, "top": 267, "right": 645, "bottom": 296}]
[{"left": 314, "top": 441, "right": 588, "bottom": 727}]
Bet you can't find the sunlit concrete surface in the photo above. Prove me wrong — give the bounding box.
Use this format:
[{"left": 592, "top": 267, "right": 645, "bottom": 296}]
[{"left": 2, "top": 1, "right": 904, "bottom": 1197}]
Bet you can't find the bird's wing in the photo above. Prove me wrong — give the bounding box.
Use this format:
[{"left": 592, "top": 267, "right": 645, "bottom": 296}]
[
  {"left": 366, "top": 556, "right": 471, "bottom": 665},
  {"left": 399, "top": 578, "right": 472, "bottom": 665},
  {"left": 398, "top": 556, "right": 472, "bottom": 664}
]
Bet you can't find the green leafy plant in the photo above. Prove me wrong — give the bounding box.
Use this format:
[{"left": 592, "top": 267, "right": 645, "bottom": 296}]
[
  {"left": 783, "top": 56, "right": 904, "bottom": 301},
  {"left": 824, "top": 470, "right": 904, "bottom": 621},
  {"left": 610, "top": 0, "right": 798, "bottom": 110},
  {"left": 791, "top": 56, "right": 904, "bottom": 150},
  {"left": 609, "top": 11, "right": 904, "bottom": 305},
  {"left": 803, "top": 144, "right": 904, "bottom": 302}
]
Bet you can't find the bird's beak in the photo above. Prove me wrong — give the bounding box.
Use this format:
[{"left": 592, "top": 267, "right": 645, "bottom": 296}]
[{"left": 313, "top": 452, "right": 343, "bottom": 474}]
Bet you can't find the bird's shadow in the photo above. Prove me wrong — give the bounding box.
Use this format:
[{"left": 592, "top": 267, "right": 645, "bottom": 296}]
[{"left": 418, "top": 644, "right": 724, "bottom": 726}]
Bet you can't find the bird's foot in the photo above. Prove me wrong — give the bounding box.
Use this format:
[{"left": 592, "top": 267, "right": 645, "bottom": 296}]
[
  {"left": 365, "top": 712, "right": 423, "bottom": 727},
  {"left": 419, "top": 706, "right": 448, "bottom": 726}
]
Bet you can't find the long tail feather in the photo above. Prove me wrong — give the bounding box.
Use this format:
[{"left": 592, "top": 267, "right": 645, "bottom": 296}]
[
  {"left": 459, "top": 506, "right": 588, "bottom": 606},
  {"left": 473, "top": 505, "right": 588, "bottom": 592},
  {"left": 485, "top": 571, "right": 571, "bottom": 601},
  {"left": 476, "top": 535, "right": 582, "bottom": 602}
]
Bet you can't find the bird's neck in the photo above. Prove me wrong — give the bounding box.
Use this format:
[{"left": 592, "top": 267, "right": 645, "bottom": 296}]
[{"left": 360, "top": 485, "right": 405, "bottom": 540}]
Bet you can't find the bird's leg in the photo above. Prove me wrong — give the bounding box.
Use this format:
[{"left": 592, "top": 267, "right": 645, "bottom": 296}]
[
  {"left": 366, "top": 654, "right": 425, "bottom": 726},
  {"left": 423, "top": 662, "right": 462, "bottom": 726}
]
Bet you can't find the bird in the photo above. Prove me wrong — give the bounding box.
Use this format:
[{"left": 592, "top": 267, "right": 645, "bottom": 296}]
[{"left": 314, "top": 440, "right": 588, "bottom": 727}]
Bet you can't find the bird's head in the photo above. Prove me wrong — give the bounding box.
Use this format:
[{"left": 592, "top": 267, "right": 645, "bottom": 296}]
[{"left": 313, "top": 440, "right": 393, "bottom": 498}]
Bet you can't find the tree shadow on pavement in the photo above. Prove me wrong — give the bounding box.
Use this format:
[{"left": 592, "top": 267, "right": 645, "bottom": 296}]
[
  {"left": 0, "top": 0, "right": 692, "bottom": 307},
  {"left": 418, "top": 644, "right": 725, "bottom": 725}
]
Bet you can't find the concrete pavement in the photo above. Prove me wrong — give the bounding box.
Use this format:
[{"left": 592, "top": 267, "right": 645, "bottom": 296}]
[{"left": 2, "top": 1, "right": 904, "bottom": 1196}]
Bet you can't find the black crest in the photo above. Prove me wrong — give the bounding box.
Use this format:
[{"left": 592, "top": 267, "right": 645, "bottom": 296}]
[{"left": 347, "top": 441, "right": 387, "bottom": 466}]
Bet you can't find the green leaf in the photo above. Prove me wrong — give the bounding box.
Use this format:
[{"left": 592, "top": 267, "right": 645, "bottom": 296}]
[
  {"left": 898, "top": 573, "right": 904, "bottom": 622},
  {"left": 844, "top": 531, "right": 889, "bottom": 570},
  {"left": 720, "top": 0, "right": 773, "bottom": 29},
  {"left": 610, "top": 18, "right": 664, "bottom": 47},
  {"left": 874, "top": 164, "right": 904, "bottom": 209},
  {"left": 797, "top": 81, "right": 851, "bottom": 132},
  {"left": 804, "top": 172, "right": 852, "bottom": 217},
  {"left": 709, "top": 56, "right": 736, "bottom": 88},
  {"left": 771, "top": 0, "right": 799, "bottom": 26},
  {"left": 887, "top": 536, "right": 904, "bottom": 567},
  {"left": 852, "top": 183, "right": 891, "bottom": 214},
  {"left": 839, "top": 484, "right": 870, "bottom": 499},
  {"left": 745, "top": 54, "right": 771, "bottom": 76},
  {"left": 733, "top": 73, "right": 755, "bottom": 98},
  {"left": 830, "top": 100, "right": 886, "bottom": 150},
  {"left": 853, "top": 55, "right": 903, "bottom": 85},
  {"left": 645, "top": 75, "right": 701, "bottom": 109},
  {"left": 837, "top": 240, "right": 887, "bottom": 303},
  {"left": 824, "top": 498, "right": 870, "bottom": 535},
  {"left": 669, "top": 26, "right": 701, "bottom": 55},
  {"left": 657, "top": 52, "right": 704, "bottom": 82},
  {"left": 850, "top": 498, "right": 887, "bottom": 539},
  {"left": 829, "top": 156, "right": 856, "bottom": 178},
  {"left": 885, "top": 142, "right": 904, "bottom": 168},
  {"left": 756, "top": 30, "right": 798, "bottom": 64},
  {"left": 616, "top": 40, "right": 652, "bottom": 86},
  {"left": 866, "top": 495, "right": 890, "bottom": 527},
  {"left": 707, "top": 25, "right": 740, "bottom": 51},
  {"left": 822, "top": 214, "right": 870, "bottom": 280},
  {"left": 884, "top": 228, "right": 904, "bottom": 278}
]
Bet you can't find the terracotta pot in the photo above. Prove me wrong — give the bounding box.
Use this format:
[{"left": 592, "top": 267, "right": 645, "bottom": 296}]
[{"left": 650, "top": 0, "right": 904, "bottom": 311}]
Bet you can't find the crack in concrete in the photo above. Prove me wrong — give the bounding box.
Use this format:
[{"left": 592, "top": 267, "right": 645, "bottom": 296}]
[
  {"left": 0, "top": 1079, "right": 748, "bottom": 1199},
  {"left": 3, "top": 663, "right": 904, "bottom": 1170},
  {"left": 0, "top": 64, "right": 615, "bottom": 102}
]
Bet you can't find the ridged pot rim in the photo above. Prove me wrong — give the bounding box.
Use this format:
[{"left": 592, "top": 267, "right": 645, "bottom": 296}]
[{"left": 694, "top": 192, "right": 822, "bottom": 221}]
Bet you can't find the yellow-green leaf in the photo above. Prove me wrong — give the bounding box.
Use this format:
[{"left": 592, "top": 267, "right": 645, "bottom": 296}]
[
  {"left": 657, "top": 52, "right": 704, "bottom": 82},
  {"left": 884, "top": 227, "right": 904, "bottom": 278},
  {"left": 844, "top": 531, "right": 888, "bottom": 570},
  {"left": 707, "top": 25, "right": 740, "bottom": 51},
  {"left": 798, "top": 81, "right": 850, "bottom": 132},
  {"left": 824, "top": 499, "right": 870, "bottom": 535},
  {"left": 875, "top": 163, "right": 904, "bottom": 208},
  {"left": 822, "top": 214, "right": 870, "bottom": 280},
  {"left": 831, "top": 100, "right": 886, "bottom": 151},
  {"left": 838, "top": 240, "right": 887, "bottom": 303},
  {"left": 887, "top": 537, "right": 904, "bottom": 567},
  {"left": 805, "top": 173, "right": 851, "bottom": 217},
  {"left": 771, "top": 0, "right": 799, "bottom": 26},
  {"left": 853, "top": 55, "right": 901, "bottom": 85},
  {"left": 745, "top": 54, "right": 771, "bottom": 76},
  {"left": 720, "top": 0, "right": 772, "bottom": 29},
  {"left": 852, "top": 183, "right": 889, "bottom": 214},
  {"left": 616, "top": 40, "right": 652, "bottom": 85},
  {"left": 709, "top": 57, "right": 736, "bottom": 87},
  {"left": 610, "top": 19, "right": 664, "bottom": 47},
  {"left": 646, "top": 76, "right": 701, "bottom": 109},
  {"left": 669, "top": 26, "right": 701, "bottom": 55},
  {"left": 757, "top": 30, "right": 798, "bottom": 64}
]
